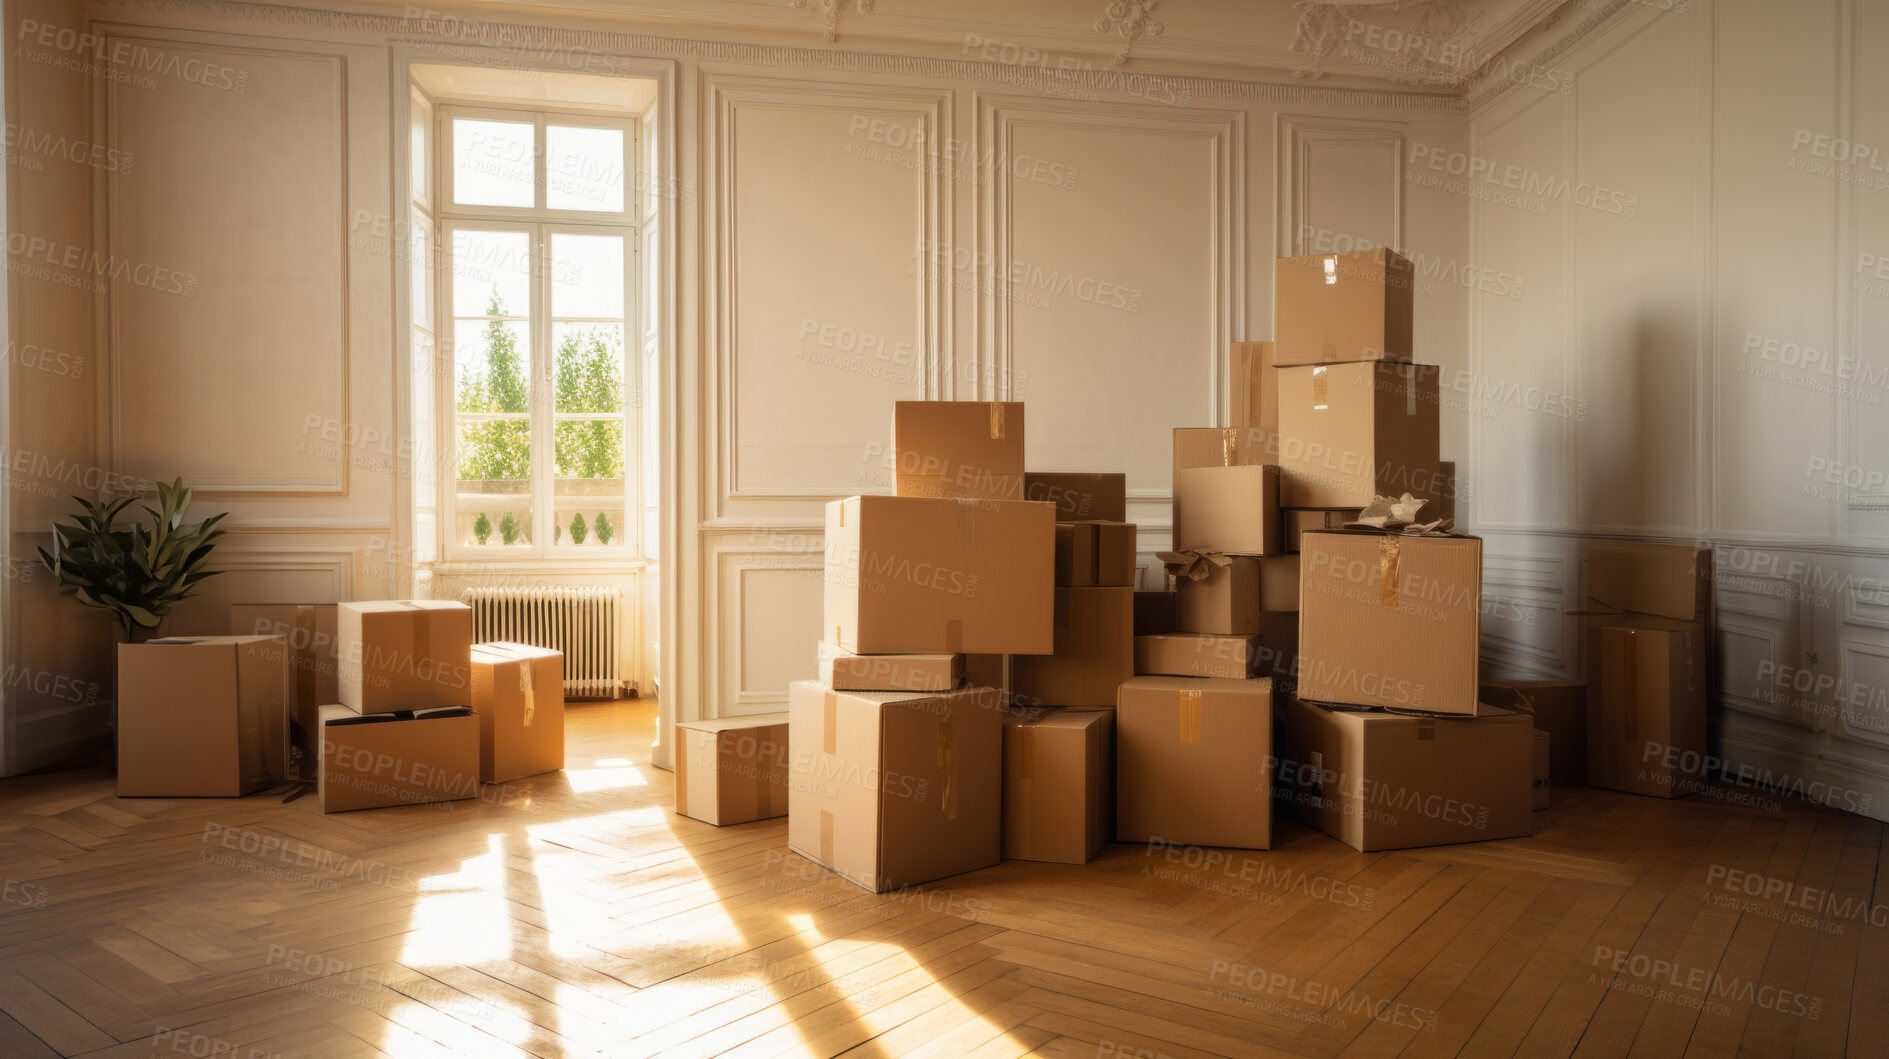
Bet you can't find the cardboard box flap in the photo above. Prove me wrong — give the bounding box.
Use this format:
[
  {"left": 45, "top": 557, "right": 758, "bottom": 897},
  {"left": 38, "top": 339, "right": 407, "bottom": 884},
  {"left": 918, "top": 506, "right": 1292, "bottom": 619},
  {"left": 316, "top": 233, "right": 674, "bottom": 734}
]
[{"left": 677, "top": 712, "right": 791, "bottom": 734}]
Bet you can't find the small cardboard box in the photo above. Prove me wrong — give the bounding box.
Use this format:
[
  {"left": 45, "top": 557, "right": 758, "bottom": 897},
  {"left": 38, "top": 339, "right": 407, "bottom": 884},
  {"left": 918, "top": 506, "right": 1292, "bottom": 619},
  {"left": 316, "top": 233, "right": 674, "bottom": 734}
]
[
  {"left": 1276, "top": 363, "right": 1441, "bottom": 508},
  {"left": 1012, "top": 587, "right": 1134, "bottom": 708},
  {"left": 1480, "top": 679, "right": 1587, "bottom": 785},
  {"left": 1174, "top": 427, "right": 1278, "bottom": 551},
  {"left": 337, "top": 600, "right": 474, "bottom": 715},
  {"left": 676, "top": 713, "right": 789, "bottom": 826},
  {"left": 1273, "top": 248, "right": 1414, "bottom": 367},
  {"left": 1003, "top": 708, "right": 1113, "bottom": 864},
  {"left": 1174, "top": 465, "right": 1279, "bottom": 556},
  {"left": 470, "top": 642, "right": 565, "bottom": 783},
  {"left": 1283, "top": 509, "right": 1361, "bottom": 553},
  {"left": 1586, "top": 617, "right": 1707, "bottom": 799},
  {"left": 1274, "top": 697, "right": 1532, "bottom": 852},
  {"left": 117, "top": 636, "right": 289, "bottom": 797},
  {"left": 1584, "top": 542, "right": 1713, "bottom": 623},
  {"left": 1054, "top": 521, "right": 1137, "bottom": 587},
  {"left": 825, "top": 495, "right": 1054, "bottom": 655},
  {"left": 1258, "top": 554, "right": 1300, "bottom": 612},
  {"left": 1133, "top": 591, "right": 1176, "bottom": 635},
  {"left": 1025, "top": 472, "right": 1126, "bottom": 522},
  {"left": 317, "top": 705, "right": 481, "bottom": 812},
  {"left": 786, "top": 681, "right": 1005, "bottom": 893},
  {"left": 893, "top": 401, "right": 1025, "bottom": 501},
  {"left": 1298, "top": 531, "right": 1481, "bottom": 714},
  {"left": 1230, "top": 341, "right": 1277, "bottom": 435},
  {"left": 1116, "top": 676, "right": 1272, "bottom": 850},
  {"left": 818, "top": 642, "right": 963, "bottom": 692},
  {"left": 1175, "top": 557, "right": 1261, "bottom": 636},
  {"left": 1533, "top": 730, "right": 1551, "bottom": 810},
  {"left": 230, "top": 603, "right": 338, "bottom": 770},
  {"left": 1135, "top": 634, "right": 1256, "bottom": 680}
]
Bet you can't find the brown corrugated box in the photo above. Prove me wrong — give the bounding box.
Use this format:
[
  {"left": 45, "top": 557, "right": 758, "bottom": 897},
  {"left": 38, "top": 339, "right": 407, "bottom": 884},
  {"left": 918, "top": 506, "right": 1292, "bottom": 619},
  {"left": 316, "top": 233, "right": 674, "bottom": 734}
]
[
  {"left": 336, "top": 600, "right": 474, "bottom": 715},
  {"left": 1276, "top": 363, "right": 1441, "bottom": 508},
  {"left": 1230, "top": 341, "right": 1277, "bottom": 435},
  {"left": 470, "top": 641, "right": 565, "bottom": 783},
  {"left": 1252, "top": 611, "right": 1300, "bottom": 689},
  {"left": 1116, "top": 676, "right": 1272, "bottom": 849},
  {"left": 317, "top": 704, "right": 481, "bottom": 812},
  {"left": 1175, "top": 557, "right": 1261, "bottom": 636},
  {"left": 786, "top": 681, "right": 1004, "bottom": 893},
  {"left": 1480, "top": 679, "right": 1587, "bottom": 785},
  {"left": 893, "top": 401, "right": 1025, "bottom": 500},
  {"left": 1135, "top": 633, "right": 1256, "bottom": 680},
  {"left": 964, "top": 653, "right": 1007, "bottom": 695},
  {"left": 1133, "top": 591, "right": 1176, "bottom": 636},
  {"left": 676, "top": 713, "right": 789, "bottom": 826},
  {"left": 1173, "top": 427, "right": 1279, "bottom": 553},
  {"left": 1003, "top": 708, "right": 1113, "bottom": 864},
  {"left": 1298, "top": 531, "right": 1481, "bottom": 715},
  {"left": 1273, "top": 248, "right": 1414, "bottom": 367},
  {"left": 818, "top": 643, "right": 963, "bottom": 692},
  {"left": 117, "top": 636, "right": 289, "bottom": 797},
  {"left": 1533, "top": 730, "right": 1551, "bottom": 810},
  {"left": 230, "top": 603, "right": 337, "bottom": 775},
  {"left": 1054, "top": 521, "right": 1137, "bottom": 587},
  {"left": 1274, "top": 697, "right": 1532, "bottom": 852},
  {"left": 1025, "top": 472, "right": 1126, "bottom": 522},
  {"left": 1585, "top": 616, "right": 1706, "bottom": 799},
  {"left": 1283, "top": 509, "right": 1361, "bottom": 553},
  {"left": 1012, "top": 587, "right": 1133, "bottom": 708},
  {"left": 1258, "top": 555, "right": 1300, "bottom": 612},
  {"left": 824, "top": 495, "right": 1054, "bottom": 655},
  {"left": 1174, "top": 465, "right": 1280, "bottom": 555}
]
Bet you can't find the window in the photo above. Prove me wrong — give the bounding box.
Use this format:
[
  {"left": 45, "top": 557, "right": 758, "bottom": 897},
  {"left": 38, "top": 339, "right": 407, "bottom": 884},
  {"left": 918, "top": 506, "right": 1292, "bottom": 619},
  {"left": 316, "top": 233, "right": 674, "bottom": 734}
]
[{"left": 434, "top": 105, "right": 640, "bottom": 555}]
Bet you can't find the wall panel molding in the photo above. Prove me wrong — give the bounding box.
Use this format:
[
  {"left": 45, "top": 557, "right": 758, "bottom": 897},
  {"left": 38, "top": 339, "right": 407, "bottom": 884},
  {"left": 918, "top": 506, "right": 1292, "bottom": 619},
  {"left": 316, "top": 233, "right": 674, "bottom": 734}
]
[{"left": 1276, "top": 115, "right": 1406, "bottom": 257}]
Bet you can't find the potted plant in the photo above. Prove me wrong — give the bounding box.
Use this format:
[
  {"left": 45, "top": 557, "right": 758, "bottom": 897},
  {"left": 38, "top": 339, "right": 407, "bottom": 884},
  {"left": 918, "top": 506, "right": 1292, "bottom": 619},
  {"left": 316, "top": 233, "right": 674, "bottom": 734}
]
[
  {"left": 569, "top": 512, "right": 588, "bottom": 544},
  {"left": 499, "top": 512, "right": 520, "bottom": 546},
  {"left": 38, "top": 478, "right": 227, "bottom": 643},
  {"left": 474, "top": 512, "right": 492, "bottom": 545},
  {"left": 595, "top": 512, "right": 614, "bottom": 546}
]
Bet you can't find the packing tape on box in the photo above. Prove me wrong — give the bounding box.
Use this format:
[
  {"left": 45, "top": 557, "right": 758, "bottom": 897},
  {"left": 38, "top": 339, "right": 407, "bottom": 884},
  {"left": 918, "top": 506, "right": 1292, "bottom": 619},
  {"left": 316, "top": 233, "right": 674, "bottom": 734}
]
[
  {"left": 937, "top": 713, "right": 959, "bottom": 820},
  {"left": 1019, "top": 723, "right": 1036, "bottom": 781},
  {"left": 819, "top": 808, "right": 834, "bottom": 864},
  {"left": 823, "top": 691, "right": 838, "bottom": 756},
  {"left": 1312, "top": 366, "right": 1329, "bottom": 410},
  {"left": 1416, "top": 717, "right": 1435, "bottom": 741},
  {"left": 1406, "top": 366, "right": 1418, "bottom": 417},
  {"left": 518, "top": 663, "right": 535, "bottom": 728},
  {"left": 989, "top": 403, "right": 1006, "bottom": 440},
  {"left": 1177, "top": 689, "right": 1202, "bottom": 744},
  {"left": 1221, "top": 427, "right": 1237, "bottom": 466},
  {"left": 1377, "top": 537, "right": 1402, "bottom": 609},
  {"left": 944, "top": 619, "right": 963, "bottom": 654}
]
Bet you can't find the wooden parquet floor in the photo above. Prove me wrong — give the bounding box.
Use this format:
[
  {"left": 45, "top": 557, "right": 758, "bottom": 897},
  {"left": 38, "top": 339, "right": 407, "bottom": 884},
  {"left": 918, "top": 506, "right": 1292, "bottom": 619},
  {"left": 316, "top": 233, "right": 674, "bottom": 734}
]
[{"left": 0, "top": 698, "right": 1882, "bottom": 1057}]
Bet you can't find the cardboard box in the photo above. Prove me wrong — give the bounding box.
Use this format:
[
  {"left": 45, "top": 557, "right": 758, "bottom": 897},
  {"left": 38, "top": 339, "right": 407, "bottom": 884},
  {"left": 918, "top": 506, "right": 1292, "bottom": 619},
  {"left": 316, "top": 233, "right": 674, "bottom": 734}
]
[
  {"left": 1174, "top": 465, "right": 1280, "bottom": 556},
  {"left": 117, "top": 636, "right": 289, "bottom": 797},
  {"left": 317, "top": 705, "right": 481, "bottom": 812},
  {"left": 1298, "top": 531, "right": 1481, "bottom": 714},
  {"left": 230, "top": 603, "right": 337, "bottom": 770},
  {"left": 1258, "top": 554, "right": 1300, "bottom": 612},
  {"left": 893, "top": 401, "right": 1025, "bottom": 500},
  {"left": 1283, "top": 509, "right": 1361, "bottom": 553},
  {"left": 1133, "top": 591, "right": 1176, "bottom": 636},
  {"left": 1480, "top": 679, "right": 1587, "bottom": 785},
  {"left": 1174, "top": 427, "right": 1277, "bottom": 552},
  {"left": 1054, "top": 521, "right": 1137, "bottom": 587},
  {"left": 676, "top": 713, "right": 789, "bottom": 826},
  {"left": 1273, "top": 248, "right": 1414, "bottom": 366},
  {"left": 818, "top": 642, "right": 962, "bottom": 692},
  {"left": 1135, "top": 634, "right": 1256, "bottom": 680},
  {"left": 1276, "top": 363, "right": 1441, "bottom": 508},
  {"left": 470, "top": 642, "right": 565, "bottom": 783},
  {"left": 964, "top": 653, "right": 1007, "bottom": 693},
  {"left": 1274, "top": 697, "right": 1532, "bottom": 852},
  {"left": 337, "top": 600, "right": 474, "bottom": 715},
  {"left": 1586, "top": 617, "right": 1707, "bottom": 799},
  {"left": 1012, "top": 587, "right": 1134, "bottom": 708},
  {"left": 1230, "top": 341, "right": 1277, "bottom": 435},
  {"left": 826, "top": 495, "right": 1054, "bottom": 655},
  {"left": 1252, "top": 611, "right": 1299, "bottom": 688},
  {"left": 1025, "top": 472, "right": 1126, "bottom": 523},
  {"left": 1533, "top": 730, "right": 1551, "bottom": 810},
  {"left": 1175, "top": 557, "right": 1260, "bottom": 636},
  {"left": 1003, "top": 708, "right": 1113, "bottom": 863},
  {"left": 786, "top": 681, "right": 1004, "bottom": 893},
  {"left": 1584, "top": 542, "right": 1713, "bottom": 624},
  {"left": 1116, "top": 676, "right": 1272, "bottom": 849}
]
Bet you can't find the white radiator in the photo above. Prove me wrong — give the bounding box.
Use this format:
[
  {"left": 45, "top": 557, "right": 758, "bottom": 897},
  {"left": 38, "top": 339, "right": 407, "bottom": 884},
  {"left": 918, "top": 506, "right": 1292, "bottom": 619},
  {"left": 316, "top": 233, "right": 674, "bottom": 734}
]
[{"left": 461, "top": 587, "right": 627, "bottom": 699}]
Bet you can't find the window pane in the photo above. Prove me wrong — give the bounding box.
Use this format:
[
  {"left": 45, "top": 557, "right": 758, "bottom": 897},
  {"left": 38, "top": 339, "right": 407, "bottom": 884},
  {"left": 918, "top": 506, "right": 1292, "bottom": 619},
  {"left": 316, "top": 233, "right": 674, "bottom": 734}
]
[
  {"left": 551, "top": 234, "right": 625, "bottom": 318},
  {"left": 451, "top": 229, "right": 530, "bottom": 318},
  {"left": 553, "top": 421, "right": 625, "bottom": 547},
  {"left": 547, "top": 125, "right": 625, "bottom": 212},
  {"left": 454, "top": 319, "right": 531, "bottom": 417},
  {"left": 552, "top": 323, "right": 624, "bottom": 415},
  {"left": 456, "top": 421, "right": 533, "bottom": 547},
  {"left": 453, "top": 118, "right": 534, "bottom": 207},
  {"left": 410, "top": 97, "right": 429, "bottom": 204},
  {"left": 410, "top": 212, "right": 431, "bottom": 328}
]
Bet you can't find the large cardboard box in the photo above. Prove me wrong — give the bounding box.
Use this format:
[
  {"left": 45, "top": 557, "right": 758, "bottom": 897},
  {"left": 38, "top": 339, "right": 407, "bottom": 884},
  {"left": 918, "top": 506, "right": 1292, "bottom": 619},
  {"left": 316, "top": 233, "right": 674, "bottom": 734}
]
[
  {"left": 786, "top": 681, "right": 1005, "bottom": 893},
  {"left": 1133, "top": 591, "right": 1176, "bottom": 636},
  {"left": 818, "top": 642, "right": 962, "bottom": 692},
  {"left": 676, "top": 713, "right": 789, "bottom": 826},
  {"left": 230, "top": 603, "right": 338, "bottom": 770},
  {"left": 1298, "top": 531, "right": 1481, "bottom": 714},
  {"left": 893, "top": 401, "right": 1024, "bottom": 500},
  {"left": 337, "top": 600, "right": 474, "bottom": 714},
  {"left": 1012, "top": 587, "right": 1134, "bottom": 708},
  {"left": 1273, "top": 248, "right": 1414, "bottom": 366},
  {"left": 1175, "top": 557, "right": 1260, "bottom": 636},
  {"left": 1174, "top": 465, "right": 1280, "bottom": 555},
  {"left": 1054, "top": 521, "right": 1137, "bottom": 587},
  {"left": 1116, "top": 676, "right": 1272, "bottom": 849},
  {"left": 1230, "top": 341, "right": 1278, "bottom": 435},
  {"left": 317, "top": 705, "right": 481, "bottom": 812},
  {"left": 470, "top": 642, "right": 565, "bottom": 783},
  {"left": 117, "top": 636, "right": 289, "bottom": 797},
  {"left": 1024, "top": 472, "right": 1126, "bottom": 522},
  {"left": 1586, "top": 617, "right": 1707, "bottom": 799},
  {"left": 1283, "top": 509, "right": 1361, "bottom": 553},
  {"left": 826, "top": 495, "right": 1054, "bottom": 654},
  {"left": 1135, "top": 634, "right": 1256, "bottom": 680},
  {"left": 1533, "top": 730, "right": 1551, "bottom": 810},
  {"left": 1276, "top": 363, "right": 1441, "bottom": 508},
  {"left": 1003, "top": 708, "right": 1113, "bottom": 863},
  {"left": 1275, "top": 697, "right": 1532, "bottom": 852},
  {"left": 1480, "top": 679, "right": 1587, "bottom": 785}
]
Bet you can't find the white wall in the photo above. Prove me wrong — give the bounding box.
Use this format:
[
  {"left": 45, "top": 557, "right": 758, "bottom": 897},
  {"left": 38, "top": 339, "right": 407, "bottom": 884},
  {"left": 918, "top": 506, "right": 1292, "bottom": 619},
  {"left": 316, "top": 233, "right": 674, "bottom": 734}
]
[{"left": 1470, "top": 0, "right": 1889, "bottom": 819}]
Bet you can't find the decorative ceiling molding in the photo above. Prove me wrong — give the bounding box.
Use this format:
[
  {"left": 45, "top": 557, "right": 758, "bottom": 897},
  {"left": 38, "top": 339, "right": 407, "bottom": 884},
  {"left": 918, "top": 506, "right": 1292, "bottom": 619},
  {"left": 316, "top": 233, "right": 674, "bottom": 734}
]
[
  {"left": 1290, "top": 0, "right": 1483, "bottom": 84},
  {"left": 787, "top": 0, "right": 874, "bottom": 44},
  {"left": 1093, "top": 0, "right": 1165, "bottom": 65},
  {"left": 1462, "top": 0, "right": 1638, "bottom": 113}
]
